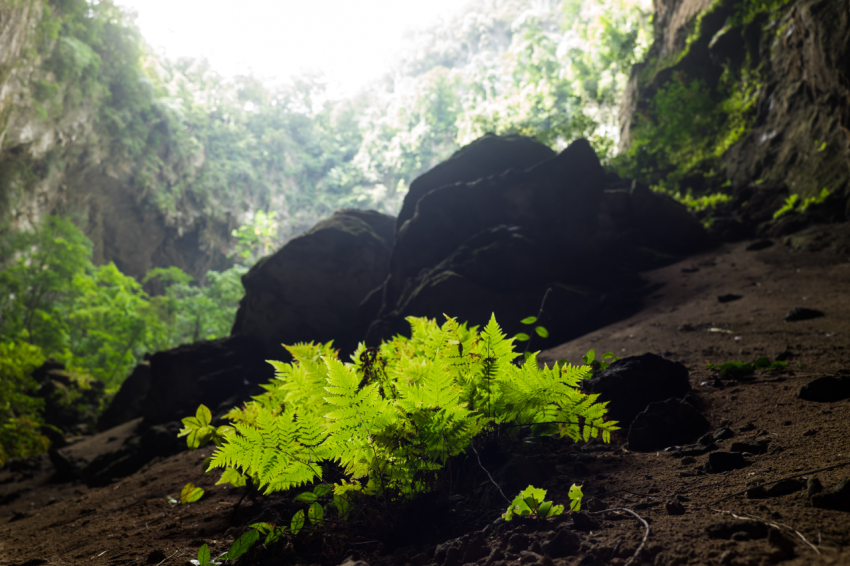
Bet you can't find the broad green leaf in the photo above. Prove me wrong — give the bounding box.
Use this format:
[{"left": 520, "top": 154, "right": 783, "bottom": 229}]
[
  {"left": 535, "top": 326, "right": 549, "bottom": 338},
  {"left": 568, "top": 483, "right": 583, "bottom": 511},
  {"left": 601, "top": 352, "right": 615, "bottom": 360},
  {"left": 520, "top": 316, "right": 538, "bottom": 325},
  {"left": 226, "top": 529, "right": 259, "bottom": 561},
  {"left": 197, "top": 544, "right": 210, "bottom": 566},
  {"left": 515, "top": 333, "right": 531, "bottom": 341},
  {"left": 313, "top": 484, "right": 333, "bottom": 497},
  {"left": 294, "top": 492, "right": 318, "bottom": 503},
  {"left": 217, "top": 467, "right": 247, "bottom": 487},
  {"left": 196, "top": 404, "right": 212, "bottom": 426},
  {"left": 308, "top": 502, "right": 324, "bottom": 525},
  {"left": 250, "top": 522, "right": 274, "bottom": 534},
  {"left": 291, "top": 510, "right": 305, "bottom": 535},
  {"left": 582, "top": 349, "right": 596, "bottom": 364},
  {"left": 181, "top": 482, "right": 204, "bottom": 504}
]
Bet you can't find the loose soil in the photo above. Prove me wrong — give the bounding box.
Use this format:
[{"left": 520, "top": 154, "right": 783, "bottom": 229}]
[{"left": 2, "top": 225, "right": 850, "bottom": 566}]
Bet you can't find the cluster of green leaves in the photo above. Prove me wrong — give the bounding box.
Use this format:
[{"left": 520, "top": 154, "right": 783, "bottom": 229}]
[
  {"left": 0, "top": 216, "right": 245, "bottom": 390},
  {"left": 706, "top": 357, "right": 788, "bottom": 379},
  {"left": 179, "top": 315, "right": 618, "bottom": 501},
  {"left": 0, "top": 341, "right": 49, "bottom": 465},
  {"left": 613, "top": 70, "right": 760, "bottom": 193},
  {"left": 503, "top": 484, "right": 582, "bottom": 521},
  {"left": 192, "top": 485, "right": 328, "bottom": 565},
  {"left": 580, "top": 349, "right": 619, "bottom": 372},
  {"left": 773, "top": 188, "right": 830, "bottom": 220}
]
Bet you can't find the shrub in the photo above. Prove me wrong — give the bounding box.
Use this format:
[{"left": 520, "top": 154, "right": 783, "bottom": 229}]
[
  {"left": 180, "top": 315, "right": 619, "bottom": 501},
  {"left": 0, "top": 341, "right": 49, "bottom": 465}
]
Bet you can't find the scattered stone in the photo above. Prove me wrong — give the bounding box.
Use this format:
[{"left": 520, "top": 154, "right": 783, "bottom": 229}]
[
  {"left": 773, "top": 349, "right": 794, "bottom": 361},
  {"left": 730, "top": 531, "right": 751, "bottom": 541},
  {"left": 507, "top": 534, "right": 531, "bottom": 553},
  {"left": 571, "top": 512, "right": 601, "bottom": 531},
  {"left": 705, "top": 520, "right": 768, "bottom": 540},
  {"left": 745, "top": 239, "right": 774, "bottom": 251},
  {"left": 582, "top": 354, "right": 692, "bottom": 429},
  {"left": 627, "top": 398, "right": 710, "bottom": 452},
  {"left": 717, "top": 294, "right": 742, "bottom": 303},
  {"left": 798, "top": 376, "right": 850, "bottom": 402},
  {"left": 665, "top": 500, "right": 686, "bottom": 515},
  {"left": 802, "top": 428, "right": 818, "bottom": 437},
  {"left": 739, "top": 422, "right": 756, "bottom": 432},
  {"left": 729, "top": 440, "right": 769, "bottom": 454},
  {"left": 146, "top": 550, "right": 167, "bottom": 564},
  {"left": 678, "top": 444, "right": 713, "bottom": 457},
  {"left": 698, "top": 433, "right": 714, "bottom": 446},
  {"left": 811, "top": 478, "right": 850, "bottom": 512},
  {"left": 767, "top": 528, "right": 796, "bottom": 560},
  {"left": 462, "top": 534, "right": 490, "bottom": 563},
  {"left": 681, "top": 456, "right": 696, "bottom": 466},
  {"left": 541, "top": 528, "right": 581, "bottom": 558},
  {"left": 784, "top": 307, "right": 824, "bottom": 322},
  {"left": 765, "top": 478, "right": 805, "bottom": 496},
  {"left": 745, "top": 486, "right": 767, "bottom": 499},
  {"left": 714, "top": 427, "right": 735, "bottom": 441},
  {"left": 806, "top": 477, "right": 824, "bottom": 499},
  {"left": 704, "top": 451, "right": 747, "bottom": 473}
]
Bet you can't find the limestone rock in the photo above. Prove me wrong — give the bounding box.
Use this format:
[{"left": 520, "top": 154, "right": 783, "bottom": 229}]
[
  {"left": 583, "top": 353, "right": 691, "bottom": 429},
  {"left": 232, "top": 209, "right": 394, "bottom": 359}
]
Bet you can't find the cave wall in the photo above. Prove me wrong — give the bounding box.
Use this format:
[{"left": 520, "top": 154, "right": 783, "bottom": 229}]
[
  {"left": 619, "top": 0, "right": 850, "bottom": 211},
  {"left": 0, "top": 1, "right": 234, "bottom": 281}
]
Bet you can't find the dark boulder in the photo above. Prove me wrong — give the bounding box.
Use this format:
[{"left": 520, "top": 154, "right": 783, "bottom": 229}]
[
  {"left": 32, "top": 362, "right": 106, "bottom": 436},
  {"left": 798, "top": 375, "right": 850, "bottom": 402},
  {"left": 395, "top": 133, "right": 555, "bottom": 234},
  {"left": 233, "top": 209, "right": 394, "bottom": 359},
  {"left": 627, "top": 397, "right": 710, "bottom": 451},
  {"left": 704, "top": 451, "right": 747, "bottom": 474},
  {"left": 582, "top": 353, "right": 691, "bottom": 429},
  {"left": 139, "top": 335, "right": 273, "bottom": 426},
  {"left": 97, "top": 362, "right": 151, "bottom": 431},
  {"left": 368, "top": 138, "right": 644, "bottom": 345}
]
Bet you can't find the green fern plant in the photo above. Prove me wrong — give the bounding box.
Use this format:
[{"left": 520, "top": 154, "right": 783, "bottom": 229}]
[{"left": 179, "top": 314, "right": 618, "bottom": 502}]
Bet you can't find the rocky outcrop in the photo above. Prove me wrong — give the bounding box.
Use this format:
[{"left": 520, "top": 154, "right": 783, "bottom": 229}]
[
  {"left": 139, "top": 335, "right": 272, "bottom": 425},
  {"left": 394, "top": 133, "right": 556, "bottom": 233},
  {"left": 232, "top": 209, "right": 395, "bottom": 359},
  {"left": 0, "top": 1, "right": 234, "bottom": 281},
  {"left": 367, "top": 137, "right": 712, "bottom": 346},
  {"left": 620, "top": 0, "right": 850, "bottom": 216}
]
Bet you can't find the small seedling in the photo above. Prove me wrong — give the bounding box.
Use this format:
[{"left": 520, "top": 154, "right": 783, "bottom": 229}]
[
  {"left": 503, "top": 484, "right": 582, "bottom": 521},
  {"left": 181, "top": 482, "right": 205, "bottom": 504},
  {"left": 582, "top": 349, "right": 618, "bottom": 372}
]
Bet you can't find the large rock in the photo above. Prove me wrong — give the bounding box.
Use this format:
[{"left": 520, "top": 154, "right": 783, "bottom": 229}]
[
  {"left": 97, "top": 361, "right": 151, "bottom": 431},
  {"left": 368, "top": 138, "right": 632, "bottom": 345},
  {"left": 583, "top": 353, "right": 692, "bottom": 429},
  {"left": 627, "top": 397, "right": 710, "bottom": 451},
  {"left": 139, "top": 335, "right": 273, "bottom": 425},
  {"left": 232, "top": 209, "right": 395, "bottom": 358},
  {"left": 394, "top": 133, "right": 555, "bottom": 234}
]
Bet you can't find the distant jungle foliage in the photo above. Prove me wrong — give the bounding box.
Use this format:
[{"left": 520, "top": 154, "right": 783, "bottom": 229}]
[
  {"left": 0, "top": 216, "right": 245, "bottom": 391},
  {"left": 8, "top": 0, "right": 653, "bottom": 248}
]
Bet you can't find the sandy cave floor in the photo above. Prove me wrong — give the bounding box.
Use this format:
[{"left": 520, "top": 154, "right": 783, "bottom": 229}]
[{"left": 1, "top": 225, "right": 850, "bottom": 566}]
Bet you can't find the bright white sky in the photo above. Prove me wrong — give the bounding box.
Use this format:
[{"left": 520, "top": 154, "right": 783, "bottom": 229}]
[{"left": 116, "top": 0, "right": 470, "bottom": 97}]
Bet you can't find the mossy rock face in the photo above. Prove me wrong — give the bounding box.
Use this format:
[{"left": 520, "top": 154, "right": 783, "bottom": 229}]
[
  {"left": 619, "top": 0, "right": 850, "bottom": 213},
  {"left": 32, "top": 362, "right": 107, "bottom": 436}
]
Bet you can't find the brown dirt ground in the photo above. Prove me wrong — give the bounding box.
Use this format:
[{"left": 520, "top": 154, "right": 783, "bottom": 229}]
[{"left": 2, "top": 224, "right": 850, "bottom": 566}]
